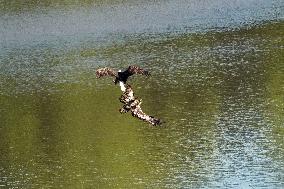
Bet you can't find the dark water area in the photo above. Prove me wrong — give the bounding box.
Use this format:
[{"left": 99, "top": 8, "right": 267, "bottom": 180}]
[{"left": 0, "top": 0, "right": 284, "bottom": 188}]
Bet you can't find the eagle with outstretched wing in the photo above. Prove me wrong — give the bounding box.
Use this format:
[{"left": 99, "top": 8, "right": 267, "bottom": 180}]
[
  {"left": 96, "top": 65, "right": 161, "bottom": 126},
  {"left": 96, "top": 65, "right": 150, "bottom": 84}
]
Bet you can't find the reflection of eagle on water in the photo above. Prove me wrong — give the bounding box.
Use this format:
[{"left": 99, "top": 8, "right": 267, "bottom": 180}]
[
  {"left": 96, "top": 65, "right": 161, "bottom": 126},
  {"left": 119, "top": 84, "right": 161, "bottom": 126}
]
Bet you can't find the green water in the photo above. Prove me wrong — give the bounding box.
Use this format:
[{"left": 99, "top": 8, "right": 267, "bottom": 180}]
[{"left": 0, "top": 0, "right": 284, "bottom": 188}]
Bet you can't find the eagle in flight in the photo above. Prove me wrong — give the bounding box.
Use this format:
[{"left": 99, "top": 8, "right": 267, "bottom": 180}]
[
  {"left": 96, "top": 65, "right": 150, "bottom": 84},
  {"left": 96, "top": 65, "right": 161, "bottom": 126}
]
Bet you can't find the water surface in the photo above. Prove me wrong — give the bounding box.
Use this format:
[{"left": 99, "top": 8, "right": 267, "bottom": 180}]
[{"left": 0, "top": 0, "right": 284, "bottom": 188}]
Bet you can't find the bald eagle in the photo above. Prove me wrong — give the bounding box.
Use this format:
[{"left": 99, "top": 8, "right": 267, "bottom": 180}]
[
  {"left": 96, "top": 65, "right": 150, "bottom": 85},
  {"left": 96, "top": 65, "right": 161, "bottom": 126}
]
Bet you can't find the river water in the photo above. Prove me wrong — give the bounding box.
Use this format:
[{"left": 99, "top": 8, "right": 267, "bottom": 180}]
[{"left": 0, "top": 0, "right": 284, "bottom": 188}]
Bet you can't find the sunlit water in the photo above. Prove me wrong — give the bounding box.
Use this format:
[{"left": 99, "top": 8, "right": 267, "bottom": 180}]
[{"left": 0, "top": 0, "right": 284, "bottom": 188}]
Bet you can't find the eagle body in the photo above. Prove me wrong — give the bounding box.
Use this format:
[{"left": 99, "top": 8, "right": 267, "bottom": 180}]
[{"left": 114, "top": 71, "right": 130, "bottom": 84}]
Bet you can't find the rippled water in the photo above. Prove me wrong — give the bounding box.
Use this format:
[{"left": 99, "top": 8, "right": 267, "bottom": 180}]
[{"left": 0, "top": 0, "right": 284, "bottom": 188}]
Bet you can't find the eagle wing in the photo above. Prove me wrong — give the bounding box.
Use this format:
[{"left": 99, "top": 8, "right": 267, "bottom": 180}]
[
  {"left": 126, "top": 65, "right": 150, "bottom": 76},
  {"left": 96, "top": 67, "right": 117, "bottom": 78}
]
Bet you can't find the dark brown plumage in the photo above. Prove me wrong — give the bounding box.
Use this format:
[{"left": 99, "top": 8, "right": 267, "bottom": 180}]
[
  {"left": 95, "top": 67, "right": 117, "bottom": 78},
  {"left": 96, "top": 65, "right": 150, "bottom": 84}
]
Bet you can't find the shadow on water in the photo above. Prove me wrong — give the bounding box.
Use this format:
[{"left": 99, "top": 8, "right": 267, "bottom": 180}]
[{"left": 0, "top": 0, "right": 284, "bottom": 188}]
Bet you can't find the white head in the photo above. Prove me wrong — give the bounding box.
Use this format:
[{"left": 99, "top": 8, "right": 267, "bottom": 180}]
[{"left": 118, "top": 69, "right": 122, "bottom": 73}]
